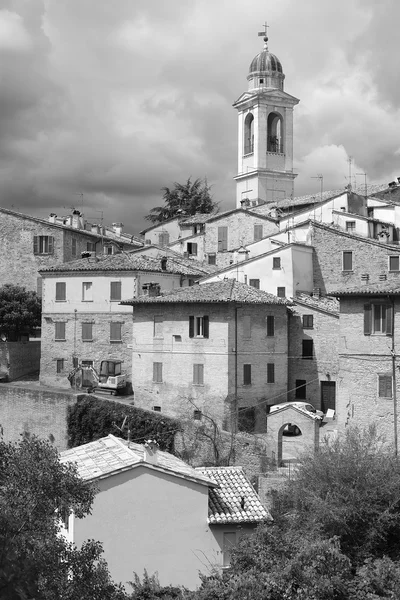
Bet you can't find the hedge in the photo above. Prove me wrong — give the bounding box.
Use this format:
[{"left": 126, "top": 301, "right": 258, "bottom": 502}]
[{"left": 67, "top": 395, "right": 181, "bottom": 452}]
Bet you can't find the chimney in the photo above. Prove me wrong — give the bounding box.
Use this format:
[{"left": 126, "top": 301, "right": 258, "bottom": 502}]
[
  {"left": 144, "top": 440, "right": 159, "bottom": 465},
  {"left": 71, "top": 209, "right": 81, "bottom": 229},
  {"left": 236, "top": 245, "right": 249, "bottom": 263},
  {"left": 312, "top": 287, "right": 321, "bottom": 298},
  {"left": 48, "top": 213, "right": 57, "bottom": 224},
  {"left": 112, "top": 222, "right": 123, "bottom": 237},
  {"left": 142, "top": 282, "right": 161, "bottom": 297},
  {"left": 91, "top": 224, "right": 100, "bottom": 234}
]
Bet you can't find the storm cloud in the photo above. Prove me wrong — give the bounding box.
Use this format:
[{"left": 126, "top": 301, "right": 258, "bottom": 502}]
[{"left": 0, "top": 0, "right": 399, "bottom": 234}]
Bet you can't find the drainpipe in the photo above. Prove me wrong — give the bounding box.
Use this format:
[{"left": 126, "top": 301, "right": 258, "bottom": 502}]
[
  {"left": 233, "top": 304, "right": 238, "bottom": 434},
  {"left": 390, "top": 295, "right": 398, "bottom": 457}
]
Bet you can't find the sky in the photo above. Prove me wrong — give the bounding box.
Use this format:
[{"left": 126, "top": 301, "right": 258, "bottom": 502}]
[{"left": 1, "top": 0, "right": 400, "bottom": 235}]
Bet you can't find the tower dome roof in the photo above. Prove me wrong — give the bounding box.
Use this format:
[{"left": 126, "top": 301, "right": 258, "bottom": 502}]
[{"left": 249, "top": 49, "right": 283, "bottom": 75}]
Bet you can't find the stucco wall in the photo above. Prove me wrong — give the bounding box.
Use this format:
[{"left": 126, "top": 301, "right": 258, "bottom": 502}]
[
  {"left": 265, "top": 406, "right": 320, "bottom": 465},
  {"left": 72, "top": 465, "right": 221, "bottom": 589}
]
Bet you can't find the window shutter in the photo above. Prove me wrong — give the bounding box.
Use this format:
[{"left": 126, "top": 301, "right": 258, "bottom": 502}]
[
  {"left": 110, "top": 281, "right": 121, "bottom": 301},
  {"left": 192, "top": 243, "right": 198, "bottom": 256},
  {"left": 48, "top": 236, "right": 54, "bottom": 254},
  {"left": 203, "top": 315, "right": 209, "bottom": 338},
  {"left": 243, "top": 364, "right": 252, "bottom": 385},
  {"left": 267, "top": 363, "right": 275, "bottom": 383},
  {"left": 386, "top": 304, "right": 393, "bottom": 336},
  {"left": 189, "top": 316, "right": 194, "bottom": 338},
  {"left": 37, "top": 277, "right": 43, "bottom": 297},
  {"left": 254, "top": 224, "right": 263, "bottom": 241},
  {"left": 110, "top": 322, "right": 121, "bottom": 341},
  {"left": 364, "top": 304, "right": 372, "bottom": 335},
  {"left": 33, "top": 236, "right": 39, "bottom": 254},
  {"left": 266, "top": 315, "right": 274, "bottom": 337}
]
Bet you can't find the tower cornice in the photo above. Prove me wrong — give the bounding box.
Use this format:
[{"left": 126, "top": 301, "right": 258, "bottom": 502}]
[{"left": 233, "top": 89, "right": 300, "bottom": 110}]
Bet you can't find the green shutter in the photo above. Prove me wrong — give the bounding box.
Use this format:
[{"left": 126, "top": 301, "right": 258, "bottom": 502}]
[
  {"left": 33, "top": 236, "right": 39, "bottom": 254},
  {"left": 267, "top": 363, "right": 275, "bottom": 383},
  {"left": 203, "top": 315, "right": 209, "bottom": 338},
  {"left": 48, "top": 236, "right": 54, "bottom": 254},
  {"left": 189, "top": 316, "right": 194, "bottom": 338},
  {"left": 386, "top": 304, "right": 393, "bottom": 336},
  {"left": 364, "top": 304, "right": 372, "bottom": 335},
  {"left": 267, "top": 315, "right": 274, "bottom": 337}
]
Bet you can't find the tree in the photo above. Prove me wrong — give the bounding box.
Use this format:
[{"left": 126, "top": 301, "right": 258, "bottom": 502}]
[
  {"left": 0, "top": 436, "right": 126, "bottom": 599},
  {"left": 145, "top": 178, "right": 218, "bottom": 224},
  {"left": 0, "top": 284, "right": 41, "bottom": 340}
]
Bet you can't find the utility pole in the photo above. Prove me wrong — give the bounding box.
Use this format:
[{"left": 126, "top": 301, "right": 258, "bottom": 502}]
[{"left": 311, "top": 175, "right": 323, "bottom": 220}]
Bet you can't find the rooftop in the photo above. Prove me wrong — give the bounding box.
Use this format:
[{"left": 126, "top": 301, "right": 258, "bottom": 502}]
[
  {"left": 121, "top": 279, "right": 290, "bottom": 306},
  {"left": 294, "top": 292, "right": 339, "bottom": 315},
  {"left": 276, "top": 184, "right": 389, "bottom": 211},
  {"left": 60, "top": 434, "right": 215, "bottom": 487},
  {"left": 196, "top": 466, "right": 271, "bottom": 524},
  {"left": 39, "top": 253, "right": 207, "bottom": 276},
  {"left": 328, "top": 282, "right": 400, "bottom": 296}
]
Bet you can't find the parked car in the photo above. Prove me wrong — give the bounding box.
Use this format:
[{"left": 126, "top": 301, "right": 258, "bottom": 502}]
[{"left": 269, "top": 402, "right": 324, "bottom": 435}]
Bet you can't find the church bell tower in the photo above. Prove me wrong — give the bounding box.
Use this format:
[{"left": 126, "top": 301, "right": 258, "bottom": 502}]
[{"left": 233, "top": 28, "right": 299, "bottom": 207}]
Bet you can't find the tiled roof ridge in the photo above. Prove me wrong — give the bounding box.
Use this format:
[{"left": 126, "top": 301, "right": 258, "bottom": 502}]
[{"left": 311, "top": 220, "right": 400, "bottom": 252}]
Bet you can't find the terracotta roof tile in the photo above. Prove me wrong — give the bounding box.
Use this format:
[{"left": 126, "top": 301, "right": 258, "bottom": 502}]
[
  {"left": 39, "top": 253, "right": 206, "bottom": 276},
  {"left": 294, "top": 292, "right": 339, "bottom": 315},
  {"left": 121, "top": 279, "right": 290, "bottom": 305},
  {"left": 196, "top": 466, "right": 271, "bottom": 524},
  {"left": 60, "top": 434, "right": 215, "bottom": 486},
  {"left": 328, "top": 282, "right": 400, "bottom": 296}
]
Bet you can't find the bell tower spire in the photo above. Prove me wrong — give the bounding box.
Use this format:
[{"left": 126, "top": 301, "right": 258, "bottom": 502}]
[{"left": 233, "top": 26, "right": 299, "bottom": 207}]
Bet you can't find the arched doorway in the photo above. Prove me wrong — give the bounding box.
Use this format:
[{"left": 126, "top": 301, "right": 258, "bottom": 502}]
[
  {"left": 267, "top": 112, "right": 283, "bottom": 153},
  {"left": 244, "top": 113, "right": 254, "bottom": 154}
]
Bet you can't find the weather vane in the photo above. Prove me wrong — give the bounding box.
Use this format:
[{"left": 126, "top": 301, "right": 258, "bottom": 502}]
[{"left": 258, "top": 21, "right": 269, "bottom": 48}]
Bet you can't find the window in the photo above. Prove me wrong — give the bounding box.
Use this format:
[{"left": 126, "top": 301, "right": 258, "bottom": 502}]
[
  {"left": 110, "top": 281, "right": 122, "bottom": 301},
  {"left": 217, "top": 226, "right": 228, "bottom": 252},
  {"left": 56, "top": 359, "right": 64, "bottom": 373},
  {"left": 223, "top": 532, "right": 237, "bottom": 568},
  {"left": 389, "top": 256, "right": 400, "bottom": 271},
  {"left": 153, "top": 316, "right": 163, "bottom": 338},
  {"left": 302, "top": 315, "right": 314, "bottom": 329},
  {"left": 33, "top": 235, "right": 54, "bottom": 255},
  {"left": 249, "top": 279, "right": 260, "bottom": 289},
  {"left": 302, "top": 339, "right": 313, "bottom": 359},
  {"left": 145, "top": 239, "right": 151, "bottom": 245},
  {"left": 189, "top": 315, "right": 209, "bottom": 338},
  {"left": 378, "top": 375, "right": 392, "bottom": 398},
  {"left": 153, "top": 362, "right": 163, "bottom": 383},
  {"left": 193, "top": 409, "right": 202, "bottom": 420},
  {"left": 87, "top": 241, "right": 96, "bottom": 252},
  {"left": 277, "top": 287, "right": 286, "bottom": 298},
  {"left": 110, "top": 322, "right": 122, "bottom": 342},
  {"left": 55, "top": 282, "right": 66, "bottom": 302},
  {"left": 71, "top": 238, "right": 77, "bottom": 258},
  {"left": 158, "top": 232, "right": 169, "bottom": 247},
  {"left": 243, "top": 315, "right": 251, "bottom": 339},
  {"left": 208, "top": 253, "right": 216, "bottom": 265},
  {"left": 267, "top": 363, "right": 275, "bottom": 383},
  {"left": 82, "top": 323, "right": 93, "bottom": 342},
  {"left": 295, "top": 379, "right": 307, "bottom": 399},
  {"left": 81, "top": 360, "right": 93, "bottom": 367},
  {"left": 105, "top": 245, "right": 113, "bottom": 255},
  {"left": 244, "top": 113, "right": 254, "bottom": 154},
  {"left": 193, "top": 364, "right": 204, "bottom": 385},
  {"left": 346, "top": 221, "right": 356, "bottom": 232},
  {"left": 266, "top": 315, "right": 275, "bottom": 337},
  {"left": 273, "top": 257, "right": 281, "bottom": 269},
  {"left": 343, "top": 251, "right": 353, "bottom": 271},
  {"left": 238, "top": 407, "right": 255, "bottom": 432},
  {"left": 187, "top": 242, "right": 198, "bottom": 256},
  {"left": 254, "top": 224, "right": 263, "bottom": 242},
  {"left": 243, "top": 364, "right": 252, "bottom": 385},
  {"left": 55, "top": 322, "right": 66, "bottom": 341},
  {"left": 364, "top": 303, "right": 393, "bottom": 336},
  {"left": 153, "top": 405, "right": 161, "bottom": 412},
  {"left": 82, "top": 282, "right": 93, "bottom": 301}
]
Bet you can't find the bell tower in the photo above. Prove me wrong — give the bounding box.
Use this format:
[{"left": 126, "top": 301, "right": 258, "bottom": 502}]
[{"left": 233, "top": 28, "right": 299, "bottom": 207}]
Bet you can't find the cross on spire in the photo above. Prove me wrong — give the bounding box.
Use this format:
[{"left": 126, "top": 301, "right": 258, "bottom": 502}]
[{"left": 258, "top": 21, "right": 269, "bottom": 48}]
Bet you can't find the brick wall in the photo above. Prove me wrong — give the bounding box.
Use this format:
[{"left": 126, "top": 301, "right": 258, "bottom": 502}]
[
  {"left": 311, "top": 223, "right": 400, "bottom": 294},
  {"left": 131, "top": 302, "right": 288, "bottom": 432},
  {"left": 288, "top": 301, "right": 339, "bottom": 410},
  {"left": 0, "top": 384, "right": 76, "bottom": 450},
  {"left": 204, "top": 211, "right": 278, "bottom": 269},
  {"left": 337, "top": 296, "right": 400, "bottom": 442},
  {"left": 40, "top": 312, "right": 133, "bottom": 390},
  {"left": 0, "top": 341, "right": 40, "bottom": 381}
]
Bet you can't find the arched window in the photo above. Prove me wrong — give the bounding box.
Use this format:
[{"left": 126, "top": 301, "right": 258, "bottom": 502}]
[
  {"left": 244, "top": 113, "right": 254, "bottom": 154},
  {"left": 267, "top": 112, "right": 283, "bottom": 153}
]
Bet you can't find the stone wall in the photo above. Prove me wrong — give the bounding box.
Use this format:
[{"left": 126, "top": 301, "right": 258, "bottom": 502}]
[
  {"left": 0, "top": 384, "right": 76, "bottom": 449},
  {"left": 40, "top": 311, "right": 133, "bottom": 390},
  {"left": 0, "top": 341, "right": 41, "bottom": 381},
  {"left": 311, "top": 223, "right": 400, "bottom": 294}
]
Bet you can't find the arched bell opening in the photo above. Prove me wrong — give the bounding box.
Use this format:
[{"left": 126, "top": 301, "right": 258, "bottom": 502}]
[
  {"left": 244, "top": 113, "right": 254, "bottom": 154},
  {"left": 267, "top": 112, "right": 283, "bottom": 153}
]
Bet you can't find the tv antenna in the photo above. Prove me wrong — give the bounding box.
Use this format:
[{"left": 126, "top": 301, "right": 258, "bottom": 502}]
[
  {"left": 113, "top": 415, "right": 131, "bottom": 443},
  {"left": 311, "top": 175, "right": 323, "bottom": 220},
  {"left": 356, "top": 172, "right": 368, "bottom": 197}
]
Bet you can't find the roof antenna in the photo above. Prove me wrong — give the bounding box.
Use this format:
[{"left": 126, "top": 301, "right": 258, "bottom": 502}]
[{"left": 112, "top": 416, "right": 131, "bottom": 445}]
